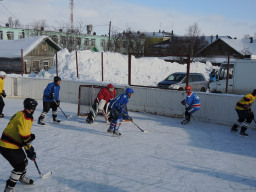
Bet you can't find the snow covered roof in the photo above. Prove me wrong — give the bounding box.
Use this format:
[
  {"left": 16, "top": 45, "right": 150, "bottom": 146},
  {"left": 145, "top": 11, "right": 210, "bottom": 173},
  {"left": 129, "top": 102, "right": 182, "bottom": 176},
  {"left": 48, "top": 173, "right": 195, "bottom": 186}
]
[
  {"left": 0, "top": 35, "right": 62, "bottom": 58},
  {"left": 220, "top": 38, "right": 256, "bottom": 55}
]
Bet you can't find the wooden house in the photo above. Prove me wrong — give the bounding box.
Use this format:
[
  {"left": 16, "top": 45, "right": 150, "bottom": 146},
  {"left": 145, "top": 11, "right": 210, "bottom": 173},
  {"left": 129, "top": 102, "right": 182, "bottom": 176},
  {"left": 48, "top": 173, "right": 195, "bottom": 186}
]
[{"left": 0, "top": 35, "right": 62, "bottom": 74}]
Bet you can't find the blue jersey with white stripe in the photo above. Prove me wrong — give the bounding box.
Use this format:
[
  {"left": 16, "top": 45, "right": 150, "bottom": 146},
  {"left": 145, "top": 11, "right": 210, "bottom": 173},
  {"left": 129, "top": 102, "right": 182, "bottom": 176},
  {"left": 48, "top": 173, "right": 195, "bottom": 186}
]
[
  {"left": 109, "top": 93, "right": 129, "bottom": 113},
  {"left": 186, "top": 92, "right": 200, "bottom": 108}
]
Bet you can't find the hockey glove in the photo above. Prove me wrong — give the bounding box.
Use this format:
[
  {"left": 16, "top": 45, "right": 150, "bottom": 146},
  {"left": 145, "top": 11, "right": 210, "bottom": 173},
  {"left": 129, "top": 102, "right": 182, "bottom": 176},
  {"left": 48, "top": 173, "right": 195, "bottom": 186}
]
[
  {"left": 181, "top": 99, "right": 186, "bottom": 105},
  {"left": 25, "top": 145, "right": 36, "bottom": 160},
  {"left": 1, "top": 90, "right": 6, "bottom": 98},
  {"left": 51, "top": 92, "right": 55, "bottom": 99},
  {"left": 56, "top": 100, "right": 60, "bottom": 107}
]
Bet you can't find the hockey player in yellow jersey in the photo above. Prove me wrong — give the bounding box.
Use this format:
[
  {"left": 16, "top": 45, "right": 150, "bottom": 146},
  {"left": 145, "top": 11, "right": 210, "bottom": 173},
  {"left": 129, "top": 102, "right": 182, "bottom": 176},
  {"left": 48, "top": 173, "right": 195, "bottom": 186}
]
[
  {"left": 231, "top": 89, "right": 256, "bottom": 136},
  {"left": 0, "top": 98, "right": 38, "bottom": 192},
  {"left": 0, "top": 71, "right": 7, "bottom": 118}
]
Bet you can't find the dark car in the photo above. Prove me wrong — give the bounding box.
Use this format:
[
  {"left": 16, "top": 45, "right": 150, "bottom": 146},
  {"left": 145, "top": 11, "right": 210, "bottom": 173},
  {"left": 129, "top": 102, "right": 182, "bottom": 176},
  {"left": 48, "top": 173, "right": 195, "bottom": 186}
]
[{"left": 157, "top": 72, "right": 208, "bottom": 92}]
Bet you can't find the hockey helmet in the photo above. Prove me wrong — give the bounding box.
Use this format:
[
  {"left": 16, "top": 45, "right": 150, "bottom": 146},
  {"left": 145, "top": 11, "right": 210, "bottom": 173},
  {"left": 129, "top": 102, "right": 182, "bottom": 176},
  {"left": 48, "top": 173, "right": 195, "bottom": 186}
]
[
  {"left": 24, "top": 98, "right": 38, "bottom": 110},
  {"left": 107, "top": 83, "right": 114, "bottom": 89},
  {"left": 0, "top": 71, "right": 6, "bottom": 77},
  {"left": 185, "top": 85, "right": 192, "bottom": 92},
  {"left": 54, "top": 76, "right": 61, "bottom": 83},
  {"left": 125, "top": 88, "right": 134, "bottom": 94}
]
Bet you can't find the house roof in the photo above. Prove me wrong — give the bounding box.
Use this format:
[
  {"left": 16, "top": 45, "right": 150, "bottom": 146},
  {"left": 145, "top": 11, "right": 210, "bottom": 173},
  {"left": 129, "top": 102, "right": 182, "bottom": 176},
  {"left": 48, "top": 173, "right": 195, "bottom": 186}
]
[
  {"left": 220, "top": 38, "right": 256, "bottom": 55},
  {"left": 197, "top": 37, "right": 256, "bottom": 56},
  {"left": 0, "top": 35, "right": 62, "bottom": 58}
]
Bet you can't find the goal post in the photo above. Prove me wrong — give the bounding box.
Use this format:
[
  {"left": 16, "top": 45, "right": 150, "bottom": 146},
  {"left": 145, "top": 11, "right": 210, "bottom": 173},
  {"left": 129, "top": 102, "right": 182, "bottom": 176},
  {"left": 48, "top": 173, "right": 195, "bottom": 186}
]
[{"left": 77, "top": 85, "right": 125, "bottom": 116}]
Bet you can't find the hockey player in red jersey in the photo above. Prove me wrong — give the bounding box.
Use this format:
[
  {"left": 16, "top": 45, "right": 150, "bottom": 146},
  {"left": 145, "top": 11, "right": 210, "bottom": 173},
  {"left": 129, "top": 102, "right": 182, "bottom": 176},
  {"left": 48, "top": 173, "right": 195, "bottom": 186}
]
[{"left": 86, "top": 84, "right": 116, "bottom": 124}]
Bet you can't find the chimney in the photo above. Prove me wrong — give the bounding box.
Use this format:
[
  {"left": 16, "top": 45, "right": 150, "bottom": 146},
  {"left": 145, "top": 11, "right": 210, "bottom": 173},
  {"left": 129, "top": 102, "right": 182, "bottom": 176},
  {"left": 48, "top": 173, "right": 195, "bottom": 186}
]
[
  {"left": 250, "top": 37, "right": 253, "bottom": 43},
  {"left": 87, "top": 25, "right": 92, "bottom": 35},
  {"left": 216, "top": 34, "right": 218, "bottom": 39},
  {"left": 5, "top": 23, "right": 9, "bottom": 27}
]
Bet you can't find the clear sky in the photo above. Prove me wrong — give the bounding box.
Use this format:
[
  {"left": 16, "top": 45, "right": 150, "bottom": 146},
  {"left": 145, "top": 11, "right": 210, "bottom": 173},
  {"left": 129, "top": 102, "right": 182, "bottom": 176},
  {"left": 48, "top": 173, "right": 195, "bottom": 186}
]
[{"left": 0, "top": 0, "right": 255, "bottom": 38}]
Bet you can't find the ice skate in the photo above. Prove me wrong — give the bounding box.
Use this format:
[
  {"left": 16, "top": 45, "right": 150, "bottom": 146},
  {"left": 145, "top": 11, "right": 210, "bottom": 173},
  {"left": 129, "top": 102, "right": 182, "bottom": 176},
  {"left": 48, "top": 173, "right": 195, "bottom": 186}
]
[
  {"left": 37, "top": 119, "right": 45, "bottom": 125},
  {"left": 113, "top": 130, "right": 121, "bottom": 136},
  {"left": 53, "top": 118, "right": 61, "bottom": 123},
  {"left": 107, "top": 128, "right": 114, "bottom": 134},
  {"left": 0, "top": 113, "right": 4, "bottom": 118},
  {"left": 181, "top": 119, "right": 189, "bottom": 125},
  {"left": 4, "top": 184, "right": 14, "bottom": 192},
  {"left": 19, "top": 174, "right": 34, "bottom": 185},
  {"left": 239, "top": 131, "right": 248, "bottom": 137}
]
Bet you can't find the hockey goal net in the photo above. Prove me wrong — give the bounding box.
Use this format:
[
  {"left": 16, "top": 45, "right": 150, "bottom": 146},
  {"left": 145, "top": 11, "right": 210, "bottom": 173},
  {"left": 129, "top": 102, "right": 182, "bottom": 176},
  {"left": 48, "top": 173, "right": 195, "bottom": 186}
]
[{"left": 77, "top": 85, "right": 125, "bottom": 116}]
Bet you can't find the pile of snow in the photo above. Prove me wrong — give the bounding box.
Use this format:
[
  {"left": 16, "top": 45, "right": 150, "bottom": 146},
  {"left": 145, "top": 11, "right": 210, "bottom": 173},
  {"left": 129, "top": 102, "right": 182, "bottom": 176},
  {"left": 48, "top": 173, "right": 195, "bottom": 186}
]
[{"left": 30, "top": 49, "right": 217, "bottom": 86}]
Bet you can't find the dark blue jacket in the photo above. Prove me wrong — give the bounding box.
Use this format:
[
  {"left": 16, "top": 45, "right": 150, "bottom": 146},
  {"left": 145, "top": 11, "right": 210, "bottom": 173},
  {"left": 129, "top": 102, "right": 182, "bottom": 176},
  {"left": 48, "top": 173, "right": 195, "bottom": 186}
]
[
  {"left": 43, "top": 82, "right": 60, "bottom": 102},
  {"left": 109, "top": 93, "right": 129, "bottom": 114}
]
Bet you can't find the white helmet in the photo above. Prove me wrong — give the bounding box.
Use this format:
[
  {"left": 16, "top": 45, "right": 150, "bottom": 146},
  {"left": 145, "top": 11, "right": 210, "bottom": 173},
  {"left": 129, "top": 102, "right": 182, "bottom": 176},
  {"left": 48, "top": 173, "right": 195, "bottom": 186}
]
[{"left": 0, "top": 71, "right": 6, "bottom": 77}]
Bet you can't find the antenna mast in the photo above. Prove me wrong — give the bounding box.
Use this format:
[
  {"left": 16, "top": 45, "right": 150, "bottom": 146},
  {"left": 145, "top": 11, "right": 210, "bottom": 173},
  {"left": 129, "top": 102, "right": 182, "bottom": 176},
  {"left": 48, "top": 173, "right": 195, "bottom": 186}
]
[{"left": 70, "top": 0, "right": 74, "bottom": 32}]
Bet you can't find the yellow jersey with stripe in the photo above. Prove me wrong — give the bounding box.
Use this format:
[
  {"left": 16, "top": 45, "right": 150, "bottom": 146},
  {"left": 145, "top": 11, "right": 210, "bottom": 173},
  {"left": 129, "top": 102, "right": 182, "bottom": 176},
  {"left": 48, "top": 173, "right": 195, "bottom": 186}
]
[
  {"left": 0, "top": 110, "right": 33, "bottom": 149},
  {"left": 235, "top": 93, "right": 256, "bottom": 110},
  {"left": 0, "top": 77, "right": 4, "bottom": 94}
]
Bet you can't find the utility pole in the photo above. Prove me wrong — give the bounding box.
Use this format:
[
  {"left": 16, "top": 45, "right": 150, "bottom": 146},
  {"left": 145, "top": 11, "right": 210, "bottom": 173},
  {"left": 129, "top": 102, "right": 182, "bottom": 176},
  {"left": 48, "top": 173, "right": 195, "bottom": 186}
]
[
  {"left": 108, "top": 21, "right": 111, "bottom": 51},
  {"left": 70, "top": 0, "right": 74, "bottom": 32}
]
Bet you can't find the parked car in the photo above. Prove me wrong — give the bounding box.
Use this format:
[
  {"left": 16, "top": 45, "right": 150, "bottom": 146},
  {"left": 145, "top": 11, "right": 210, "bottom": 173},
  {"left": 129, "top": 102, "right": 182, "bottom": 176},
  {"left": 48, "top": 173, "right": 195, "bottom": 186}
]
[{"left": 157, "top": 72, "right": 208, "bottom": 92}]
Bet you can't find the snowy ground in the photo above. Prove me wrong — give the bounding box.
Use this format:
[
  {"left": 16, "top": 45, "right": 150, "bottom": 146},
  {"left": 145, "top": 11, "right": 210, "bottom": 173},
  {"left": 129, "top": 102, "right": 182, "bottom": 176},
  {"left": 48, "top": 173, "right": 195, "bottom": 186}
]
[{"left": 1, "top": 98, "right": 256, "bottom": 192}]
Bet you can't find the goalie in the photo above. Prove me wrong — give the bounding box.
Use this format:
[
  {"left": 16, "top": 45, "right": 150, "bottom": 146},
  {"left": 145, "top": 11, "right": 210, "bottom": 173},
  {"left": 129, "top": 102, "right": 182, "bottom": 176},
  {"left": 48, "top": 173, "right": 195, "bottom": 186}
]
[{"left": 86, "top": 84, "right": 116, "bottom": 124}]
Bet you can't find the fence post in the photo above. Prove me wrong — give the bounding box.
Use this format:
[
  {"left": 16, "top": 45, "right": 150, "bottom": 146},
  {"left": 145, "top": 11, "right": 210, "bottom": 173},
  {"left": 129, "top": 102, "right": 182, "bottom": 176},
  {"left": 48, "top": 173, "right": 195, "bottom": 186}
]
[
  {"left": 101, "top": 52, "right": 104, "bottom": 81},
  {"left": 128, "top": 53, "right": 131, "bottom": 86},
  {"left": 21, "top": 49, "right": 23, "bottom": 76},
  {"left": 76, "top": 51, "right": 79, "bottom": 79},
  {"left": 186, "top": 55, "right": 191, "bottom": 86},
  {"left": 225, "top": 55, "right": 230, "bottom": 94},
  {"left": 56, "top": 51, "right": 58, "bottom": 76}
]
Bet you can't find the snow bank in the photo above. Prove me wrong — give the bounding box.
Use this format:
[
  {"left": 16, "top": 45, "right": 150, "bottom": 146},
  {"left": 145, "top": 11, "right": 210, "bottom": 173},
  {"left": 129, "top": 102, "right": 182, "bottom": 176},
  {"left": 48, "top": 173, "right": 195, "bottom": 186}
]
[{"left": 29, "top": 49, "right": 218, "bottom": 86}]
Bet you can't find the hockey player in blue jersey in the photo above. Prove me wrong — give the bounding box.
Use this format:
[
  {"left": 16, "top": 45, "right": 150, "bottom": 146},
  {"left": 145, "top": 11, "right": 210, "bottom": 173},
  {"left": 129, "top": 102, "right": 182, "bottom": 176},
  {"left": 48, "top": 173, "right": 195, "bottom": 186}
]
[
  {"left": 107, "top": 88, "right": 134, "bottom": 135},
  {"left": 181, "top": 85, "right": 200, "bottom": 124}
]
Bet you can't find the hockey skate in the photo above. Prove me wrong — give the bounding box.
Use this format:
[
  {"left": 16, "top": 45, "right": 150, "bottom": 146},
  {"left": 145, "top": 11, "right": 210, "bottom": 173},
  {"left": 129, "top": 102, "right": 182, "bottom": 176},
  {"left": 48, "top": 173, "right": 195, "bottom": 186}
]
[
  {"left": 113, "top": 130, "right": 121, "bottom": 136},
  {"left": 19, "top": 174, "right": 34, "bottom": 185},
  {"left": 239, "top": 131, "right": 248, "bottom": 137},
  {"left": 53, "top": 118, "right": 61, "bottom": 123},
  {"left": 38, "top": 119, "right": 45, "bottom": 125},
  {"left": 0, "top": 113, "right": 4, "bottom": 118},
  {"left": 107, "top": 128, "right": 114, "bottom": 134},
  {"left": 181, "top": 119, "right": 189, "bottom": 125},
  {"left": 4, "top": 184, "right": 14, "bottom": 192}
]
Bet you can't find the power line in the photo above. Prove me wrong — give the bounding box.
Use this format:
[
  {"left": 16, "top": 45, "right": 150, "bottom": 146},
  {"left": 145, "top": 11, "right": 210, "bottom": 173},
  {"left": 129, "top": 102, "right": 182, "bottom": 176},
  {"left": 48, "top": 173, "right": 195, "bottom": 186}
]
[{"left": 0, "top": 1, "right": 18, "bottom": 20}]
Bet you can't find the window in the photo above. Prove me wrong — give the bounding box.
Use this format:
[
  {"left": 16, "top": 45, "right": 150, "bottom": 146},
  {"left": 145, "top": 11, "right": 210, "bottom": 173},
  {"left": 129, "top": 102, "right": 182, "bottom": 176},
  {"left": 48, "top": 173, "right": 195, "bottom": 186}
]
[
  {"left": 61, "top": 36, "right": 67, "bottom": 46},
  {"left": 91, "top": 39, "right": 95, "bottom": 46},
  {"left": 43, "top": 61, "right": 49, "bottom": 71},
  {"left": 0, "top": 31, "right": 2, "bottom": 40},
  {"left": 123, "top": 41, "right": 126, "bottom": 48},
  {"left": 219, "top": 68, "right": 233, "bottom": 80},
  {"left": 18, "top": 32, "right": 25, "bottom": 39},
  {"left": 7, "top": 31, "right": 14, "bottom": 40},
  {"left": 101, "top": 39, "right": 105, "bottom": 47},
  {"left": 76, "top": 38, "right": 81, "bottom": 46},
  {"left": 84, "top": 38, "right": 89, "bottom": 46}
]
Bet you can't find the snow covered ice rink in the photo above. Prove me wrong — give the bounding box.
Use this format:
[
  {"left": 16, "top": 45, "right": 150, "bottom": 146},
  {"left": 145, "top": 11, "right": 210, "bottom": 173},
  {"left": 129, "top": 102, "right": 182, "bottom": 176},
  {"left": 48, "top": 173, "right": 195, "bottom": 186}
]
[{"left": 1, "top": 98, "right": 256, "bottom": 192}]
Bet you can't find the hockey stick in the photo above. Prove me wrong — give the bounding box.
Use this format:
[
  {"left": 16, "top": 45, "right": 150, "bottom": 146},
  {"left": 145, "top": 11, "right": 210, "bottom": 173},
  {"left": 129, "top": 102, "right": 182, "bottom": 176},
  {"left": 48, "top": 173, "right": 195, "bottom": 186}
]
[
  {"left": 91, "top": 86, "right": 109, "bottom": 123},
  {"left": 131, "top": 120, "right": 148, "bottom": 133},
  {"left": 53, "top": 99, "right": 72, "bottom": 119},
  {"left": 33, "top": 160, "right": 52, "bottom": 179}
]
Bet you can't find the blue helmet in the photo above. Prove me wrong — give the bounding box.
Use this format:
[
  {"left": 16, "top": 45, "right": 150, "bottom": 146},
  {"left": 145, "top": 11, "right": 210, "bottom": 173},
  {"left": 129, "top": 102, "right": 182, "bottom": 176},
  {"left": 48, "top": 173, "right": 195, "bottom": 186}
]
[{"left": 125, "top": 88, "right": 134, "bottom": 94}]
